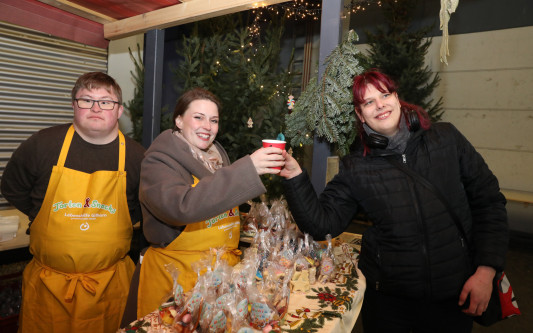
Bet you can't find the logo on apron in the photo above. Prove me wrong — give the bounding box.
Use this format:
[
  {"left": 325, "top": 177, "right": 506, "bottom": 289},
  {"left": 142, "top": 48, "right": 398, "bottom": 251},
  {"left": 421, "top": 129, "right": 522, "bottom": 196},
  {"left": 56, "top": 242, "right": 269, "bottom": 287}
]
[
  {"left": 205, "top": 207, "right": 239, "bottom": 228},
  {"left": 52, "top": 197, "right": 117, "bottom": 214}
]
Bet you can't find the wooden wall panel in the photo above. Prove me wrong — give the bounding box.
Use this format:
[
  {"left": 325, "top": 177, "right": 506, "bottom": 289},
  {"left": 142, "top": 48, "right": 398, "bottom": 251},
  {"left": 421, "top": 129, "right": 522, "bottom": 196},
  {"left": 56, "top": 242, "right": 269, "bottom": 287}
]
[
  {"left": 443, "top": 109, "right": 533, "bottom": 152},
  {"left": 435, "top": 70, "right": 533, "bottom": 110},
  {"left": 426, "top": 27, "right": 533, "bottom": 193},
  {"left": 477, "top": 149, "right": 533, "bottom": 192}
]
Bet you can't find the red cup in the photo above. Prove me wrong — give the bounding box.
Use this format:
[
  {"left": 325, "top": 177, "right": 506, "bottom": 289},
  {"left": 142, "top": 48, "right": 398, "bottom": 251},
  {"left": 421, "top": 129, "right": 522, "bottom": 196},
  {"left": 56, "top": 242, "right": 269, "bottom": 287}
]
[
  {"left": 262, "top": 139, "right": 286, "bottom": 170},
  {"left": 262, "top": 139, "right": 286, "bottom": 150}
]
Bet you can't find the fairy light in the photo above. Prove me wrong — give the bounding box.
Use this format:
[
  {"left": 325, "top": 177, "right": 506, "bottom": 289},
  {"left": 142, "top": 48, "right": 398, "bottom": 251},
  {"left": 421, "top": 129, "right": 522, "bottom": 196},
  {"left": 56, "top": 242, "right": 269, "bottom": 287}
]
[
  {"left": 345, "top": 0, "right": 383, "bottom": 14},
  {"left": 248, "top": 0, "right": 384, "bottom": 38},
  {"left": 249, "top": 0, "right": 322, "bottom": 38}
]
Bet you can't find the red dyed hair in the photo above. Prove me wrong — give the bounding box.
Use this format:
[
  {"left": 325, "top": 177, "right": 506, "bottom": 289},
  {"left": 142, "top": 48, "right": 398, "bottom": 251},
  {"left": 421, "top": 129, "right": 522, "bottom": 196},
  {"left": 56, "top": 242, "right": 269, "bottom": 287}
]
[{"left": 352, "top": 70, "right": 431, "bottom": 153}]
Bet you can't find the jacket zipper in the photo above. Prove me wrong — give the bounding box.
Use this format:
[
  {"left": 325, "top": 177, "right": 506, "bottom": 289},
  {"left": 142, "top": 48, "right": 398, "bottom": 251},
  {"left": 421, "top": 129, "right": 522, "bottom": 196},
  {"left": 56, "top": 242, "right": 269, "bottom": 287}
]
[
  {"left": 403, "top": 154, "right": 432, "bottom": 300},
  {"left": 376, "top": 248, "right": 381, "bottom": 290}
]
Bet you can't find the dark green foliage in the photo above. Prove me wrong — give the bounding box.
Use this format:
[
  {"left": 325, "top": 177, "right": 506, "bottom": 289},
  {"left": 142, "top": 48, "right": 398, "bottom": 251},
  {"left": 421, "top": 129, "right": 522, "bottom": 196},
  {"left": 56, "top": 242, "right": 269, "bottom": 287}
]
[
  {"left": 171, "top": 13, "right": 294, "bottom": 200},
  {"left": 124, "top": 44, "right": 144, "bottom": 142},
  {"left": 285, "top": 30, "right": 366, "bottom": 156},
  {"left": 366, "top": 0, "right": 443, "bottom": 121},
  {"left": 124, "top": 44, "right": 172, "bottom": 144}
]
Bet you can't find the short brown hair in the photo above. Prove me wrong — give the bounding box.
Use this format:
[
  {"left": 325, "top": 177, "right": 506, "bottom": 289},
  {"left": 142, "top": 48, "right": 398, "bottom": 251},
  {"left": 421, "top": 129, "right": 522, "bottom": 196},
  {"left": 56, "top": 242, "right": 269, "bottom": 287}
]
[
  {"left": 71, "top": 72, "right": 123, "bottom": 104},
  {"left": 173, "top": 88, "right": 221, "bottom": 131}
]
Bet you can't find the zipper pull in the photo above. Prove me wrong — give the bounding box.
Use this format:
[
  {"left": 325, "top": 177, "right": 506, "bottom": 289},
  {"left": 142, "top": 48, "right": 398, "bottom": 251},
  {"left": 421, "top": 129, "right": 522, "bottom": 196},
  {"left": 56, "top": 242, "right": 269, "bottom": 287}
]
[{"left": 402, "top": 154, "right": 407, "bottom": 164}]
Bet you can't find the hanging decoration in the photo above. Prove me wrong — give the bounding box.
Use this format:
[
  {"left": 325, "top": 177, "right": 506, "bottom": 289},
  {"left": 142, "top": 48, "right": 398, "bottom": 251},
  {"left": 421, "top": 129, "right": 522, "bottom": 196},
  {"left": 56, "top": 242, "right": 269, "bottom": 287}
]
[
  {"left": 439, "top": 0, "right": 459, "bottom": 65},
  {"left": 247, "top": 117, "right": 254, "bottom": 128},
  {"left": 287, "top": 95, "right": 295, "bottom": 110}
]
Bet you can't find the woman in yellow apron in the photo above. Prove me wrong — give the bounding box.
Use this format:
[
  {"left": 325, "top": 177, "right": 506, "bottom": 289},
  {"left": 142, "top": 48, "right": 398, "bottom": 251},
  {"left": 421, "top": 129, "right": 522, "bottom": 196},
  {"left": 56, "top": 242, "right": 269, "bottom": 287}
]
[
  {"left": 131, "top": 88, "right": 284, "bottom": 320},
  {"left": 19, "top": 125, "right": 135, "bottom": 332}
]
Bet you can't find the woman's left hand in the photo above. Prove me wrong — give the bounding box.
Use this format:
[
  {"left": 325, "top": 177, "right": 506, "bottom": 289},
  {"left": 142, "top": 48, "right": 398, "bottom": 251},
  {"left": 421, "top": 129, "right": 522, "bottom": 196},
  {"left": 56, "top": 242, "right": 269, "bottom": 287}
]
[
  {"left": 250, "top": 147, "right": 285, "bottom": 175},
  {"left": 458, "top": 265, "right": 496, "bottom": 316}
]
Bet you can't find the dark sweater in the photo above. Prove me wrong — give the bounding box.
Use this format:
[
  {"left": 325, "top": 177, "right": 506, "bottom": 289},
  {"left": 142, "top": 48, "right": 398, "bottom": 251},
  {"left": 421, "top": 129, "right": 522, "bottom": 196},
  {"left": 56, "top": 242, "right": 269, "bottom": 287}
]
[{"left": 1, "top": 123, "right": 146, "bottom": 225}]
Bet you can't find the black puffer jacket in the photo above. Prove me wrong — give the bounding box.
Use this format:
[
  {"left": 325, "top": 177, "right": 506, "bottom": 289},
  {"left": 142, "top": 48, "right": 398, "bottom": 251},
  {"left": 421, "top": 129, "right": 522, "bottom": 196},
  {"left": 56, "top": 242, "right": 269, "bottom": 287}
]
[{"left": 283, "top": 122, "right": 508, "bottom": 301}]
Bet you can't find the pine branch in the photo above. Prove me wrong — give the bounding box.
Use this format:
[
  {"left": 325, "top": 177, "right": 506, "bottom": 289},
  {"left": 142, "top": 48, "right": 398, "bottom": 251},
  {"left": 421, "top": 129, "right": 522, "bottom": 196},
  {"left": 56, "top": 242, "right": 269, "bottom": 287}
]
[{"left": 285, "top": 30, "right": 366, "bottom": 156}]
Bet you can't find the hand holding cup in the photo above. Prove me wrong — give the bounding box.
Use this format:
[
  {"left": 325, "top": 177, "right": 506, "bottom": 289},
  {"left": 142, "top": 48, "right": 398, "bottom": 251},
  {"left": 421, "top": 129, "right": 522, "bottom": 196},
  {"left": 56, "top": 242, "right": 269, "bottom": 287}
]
[{"left": 250, "top": 139, "right": 286, "bottom": 175}]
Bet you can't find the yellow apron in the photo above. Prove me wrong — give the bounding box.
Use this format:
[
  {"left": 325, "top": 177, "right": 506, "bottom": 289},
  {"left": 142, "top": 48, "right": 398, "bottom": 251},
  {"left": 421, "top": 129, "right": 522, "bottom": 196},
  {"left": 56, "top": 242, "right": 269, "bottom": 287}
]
[
  {"left": 137, "top": 176, "right": 241, "bottom": 318},
  {"left": 18, "top": 125, "right": 135, "bottom": 333}
]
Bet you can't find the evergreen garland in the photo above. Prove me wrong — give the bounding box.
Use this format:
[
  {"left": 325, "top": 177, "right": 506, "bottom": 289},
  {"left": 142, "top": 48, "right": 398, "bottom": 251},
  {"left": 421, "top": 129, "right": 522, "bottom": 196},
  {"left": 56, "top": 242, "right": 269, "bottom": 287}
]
[{"left": 285, "top": 30, "right": 366, "bottom": 156}]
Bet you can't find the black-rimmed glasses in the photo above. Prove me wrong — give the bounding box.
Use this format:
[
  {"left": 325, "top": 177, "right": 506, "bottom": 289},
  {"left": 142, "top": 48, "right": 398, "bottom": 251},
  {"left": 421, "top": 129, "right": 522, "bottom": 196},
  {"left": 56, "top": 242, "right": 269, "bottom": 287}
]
[{"left": 75, "top": 99, "right": 120, "bottom": 110}]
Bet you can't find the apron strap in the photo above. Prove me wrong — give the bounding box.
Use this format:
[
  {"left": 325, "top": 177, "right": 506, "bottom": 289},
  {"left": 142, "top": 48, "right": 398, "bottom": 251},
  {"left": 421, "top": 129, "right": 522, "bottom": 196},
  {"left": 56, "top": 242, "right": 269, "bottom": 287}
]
[
  {"left": 63, "top": 274, "right": 99, "bottom": 302},
  {"left": 151, "top": 247, "right": 241, "bottom": 259},
  {"left": 118, "top": 130, "right": 126, "bottom": 172},
  {"left": 57, "top": 125, "right": 126, "bottom": 172},
  {"left": 57, "top": 125, "right": 76, "bottom": 167},
  {"left": 36, "top": 259, "right": 117, "bottom": 302}
]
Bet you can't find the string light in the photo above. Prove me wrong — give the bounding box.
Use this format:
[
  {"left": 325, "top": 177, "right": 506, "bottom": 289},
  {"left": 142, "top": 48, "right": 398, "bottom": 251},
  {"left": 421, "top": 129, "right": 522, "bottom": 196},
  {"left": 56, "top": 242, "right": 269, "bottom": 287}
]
[
  {"left": 345, "top": 0, "right": 383, "bottom": 14},
  {"left": 249, "top": 0, "right": 321, "bottom": 39},
  {"left": 248, "top": 0, "right": 385, "bottom": 38}
]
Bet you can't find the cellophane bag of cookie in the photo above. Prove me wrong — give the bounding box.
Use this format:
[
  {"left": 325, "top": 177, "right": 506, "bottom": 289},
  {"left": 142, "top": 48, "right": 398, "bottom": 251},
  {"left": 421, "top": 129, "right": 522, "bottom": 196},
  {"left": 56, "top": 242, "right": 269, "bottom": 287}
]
[{"left": 157, "top": 263, "right": 184, "bottom": 327}]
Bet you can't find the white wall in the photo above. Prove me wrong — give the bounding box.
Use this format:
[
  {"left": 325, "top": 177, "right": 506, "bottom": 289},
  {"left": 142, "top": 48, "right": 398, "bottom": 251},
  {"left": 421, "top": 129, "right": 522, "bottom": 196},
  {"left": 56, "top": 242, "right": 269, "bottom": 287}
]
[{"left": 108, "top": 34, "right": 144, "bottom": 137}]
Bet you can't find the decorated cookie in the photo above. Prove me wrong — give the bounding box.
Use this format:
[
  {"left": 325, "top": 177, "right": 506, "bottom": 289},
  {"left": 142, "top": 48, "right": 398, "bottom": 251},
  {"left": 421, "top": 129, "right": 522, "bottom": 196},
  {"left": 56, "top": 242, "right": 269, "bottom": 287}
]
[
  {"left": 209, "top": 310, "right": 227, "bottom": 333},
  {"left": 250, "top": 302, "right": 275, "bottom": 328}
]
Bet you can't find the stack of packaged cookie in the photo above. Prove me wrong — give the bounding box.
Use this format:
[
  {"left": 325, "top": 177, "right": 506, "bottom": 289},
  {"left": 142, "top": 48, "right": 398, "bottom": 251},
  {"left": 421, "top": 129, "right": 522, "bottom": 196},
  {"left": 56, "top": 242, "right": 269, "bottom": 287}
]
[{"left": 155, "top": 198, "right": 340, "bottom": 332}]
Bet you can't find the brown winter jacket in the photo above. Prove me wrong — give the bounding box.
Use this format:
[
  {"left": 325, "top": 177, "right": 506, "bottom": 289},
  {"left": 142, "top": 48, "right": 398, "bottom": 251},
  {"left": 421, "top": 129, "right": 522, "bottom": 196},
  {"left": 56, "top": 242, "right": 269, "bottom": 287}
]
[{"left": 139, "top": 129, "right": 266, "bottom": 247}]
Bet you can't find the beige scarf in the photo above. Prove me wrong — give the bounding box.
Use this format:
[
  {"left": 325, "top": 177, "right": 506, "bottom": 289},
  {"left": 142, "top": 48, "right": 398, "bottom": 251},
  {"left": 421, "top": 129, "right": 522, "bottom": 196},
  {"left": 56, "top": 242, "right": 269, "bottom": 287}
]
[{"left": 174, "top": 131, "right": 223, "bottom": 173}]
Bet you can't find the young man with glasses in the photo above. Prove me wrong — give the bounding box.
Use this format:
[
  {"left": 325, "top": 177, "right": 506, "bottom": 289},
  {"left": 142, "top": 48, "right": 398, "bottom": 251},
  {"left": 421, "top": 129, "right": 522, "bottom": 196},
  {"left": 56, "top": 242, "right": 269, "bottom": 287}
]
[{"left": 1, "top": 72, "right": 146, "bottom": 332}]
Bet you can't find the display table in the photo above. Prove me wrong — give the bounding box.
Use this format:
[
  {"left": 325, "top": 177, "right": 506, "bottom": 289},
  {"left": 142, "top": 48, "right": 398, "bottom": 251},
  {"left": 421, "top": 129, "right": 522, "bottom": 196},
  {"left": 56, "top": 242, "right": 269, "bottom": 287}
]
[
  {"left": 0, "top": 209, "right": 30, "bottom": 252},
  {"left": 121, "top": 233, "right": 365, "bottom": 333}
]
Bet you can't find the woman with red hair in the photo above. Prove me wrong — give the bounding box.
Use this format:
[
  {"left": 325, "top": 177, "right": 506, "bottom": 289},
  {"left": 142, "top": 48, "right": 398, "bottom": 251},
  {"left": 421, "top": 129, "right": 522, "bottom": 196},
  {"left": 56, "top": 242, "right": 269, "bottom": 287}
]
[{"left": 280, "top": 70, "right": 508, "bottom": 332}]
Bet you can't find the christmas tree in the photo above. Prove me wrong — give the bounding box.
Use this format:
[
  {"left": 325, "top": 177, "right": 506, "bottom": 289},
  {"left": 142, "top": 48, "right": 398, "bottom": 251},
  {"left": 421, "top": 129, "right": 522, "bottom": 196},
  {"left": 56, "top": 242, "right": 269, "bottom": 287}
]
[
  {"left": 365, "top": 0, "right": 443, "bottom": 121},
  {"left": 285, "top": 30, "right": 366, "bottom": 156},
  {"left": 172, "top": 13, "right": 295, "bottom": 199}
]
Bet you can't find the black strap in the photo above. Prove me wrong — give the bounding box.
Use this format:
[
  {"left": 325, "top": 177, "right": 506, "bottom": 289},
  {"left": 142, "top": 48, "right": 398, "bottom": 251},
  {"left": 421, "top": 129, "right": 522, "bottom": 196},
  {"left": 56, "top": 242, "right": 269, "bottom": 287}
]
[{"left": 385, "top": 156, "right": 469, "bottom": 245}]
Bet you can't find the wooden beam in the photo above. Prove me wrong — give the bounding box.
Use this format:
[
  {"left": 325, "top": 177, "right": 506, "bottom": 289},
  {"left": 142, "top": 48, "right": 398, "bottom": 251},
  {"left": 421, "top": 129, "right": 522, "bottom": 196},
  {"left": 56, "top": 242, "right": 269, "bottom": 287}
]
[
  {"left": 104, "top": 0, "right": 290, "bottom": 40},
  {"left": 37, "top": 0, "right": 116, "bottom": 24}
]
